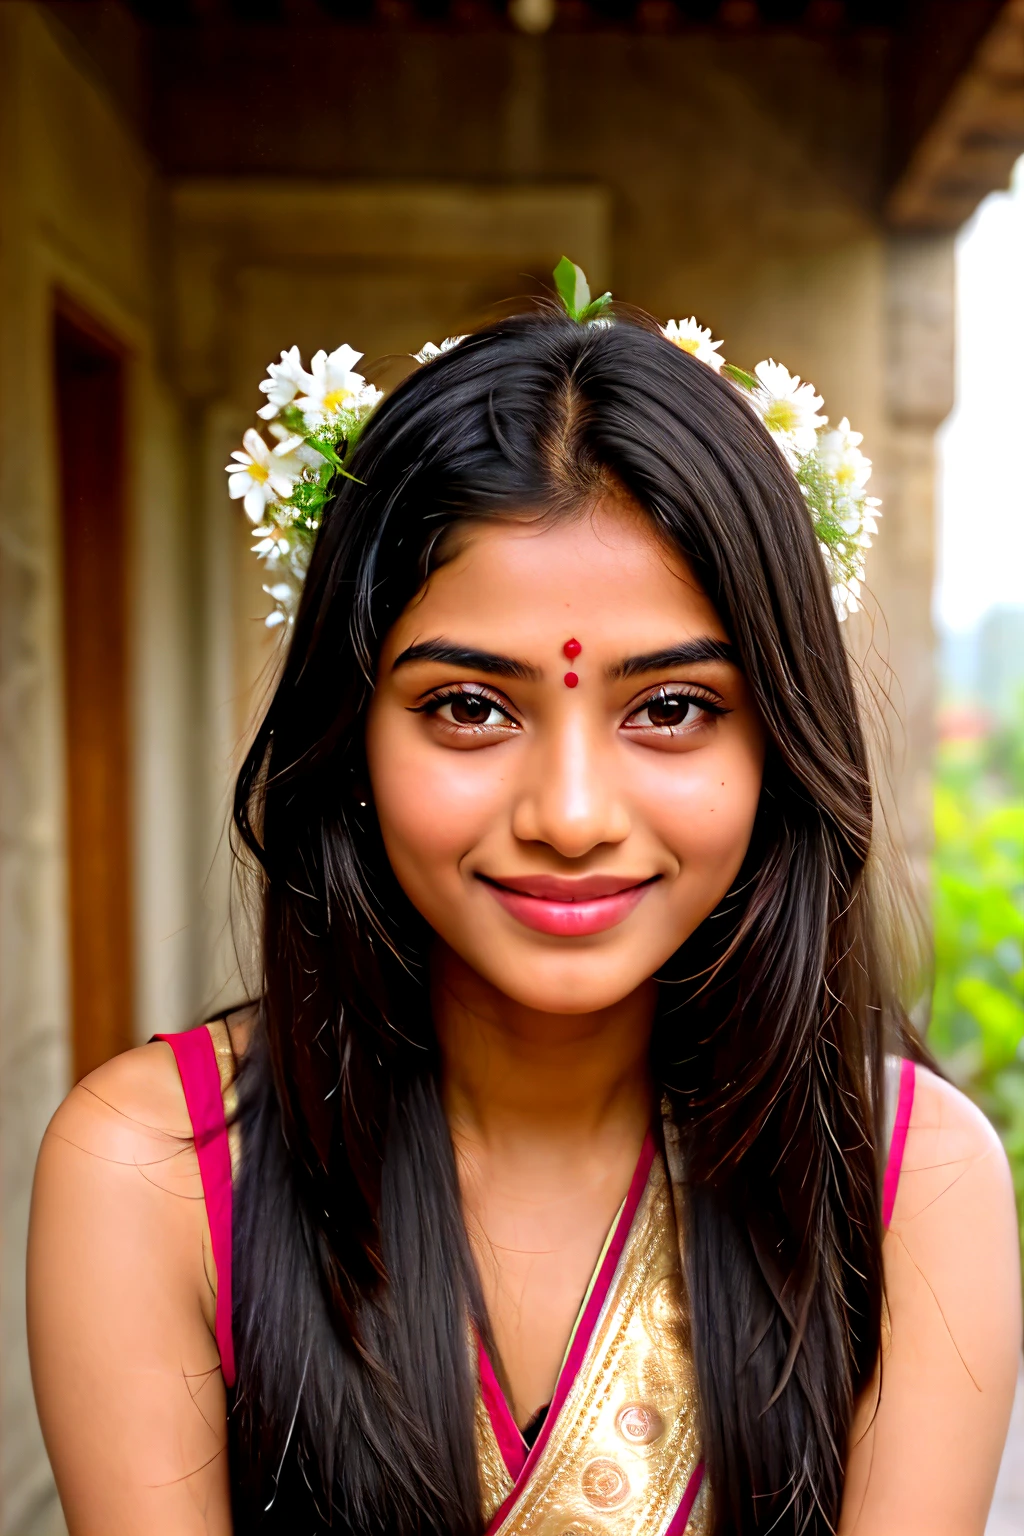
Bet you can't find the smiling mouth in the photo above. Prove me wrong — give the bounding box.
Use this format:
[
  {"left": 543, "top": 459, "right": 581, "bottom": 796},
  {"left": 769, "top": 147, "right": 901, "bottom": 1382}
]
[{"left": 476, "top": 873, "right": 660, "bottom": 937}]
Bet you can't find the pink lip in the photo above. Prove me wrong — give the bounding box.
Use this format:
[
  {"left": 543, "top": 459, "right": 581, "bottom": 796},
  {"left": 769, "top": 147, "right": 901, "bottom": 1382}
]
[{"left": 478, "top": 873, "right": 658, "bottom": 937}]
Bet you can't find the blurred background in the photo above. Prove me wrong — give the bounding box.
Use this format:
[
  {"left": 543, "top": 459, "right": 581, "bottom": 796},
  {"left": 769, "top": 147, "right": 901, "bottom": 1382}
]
[{"left": 0, "top": 0, "right": 1021, "bottom": 1530}]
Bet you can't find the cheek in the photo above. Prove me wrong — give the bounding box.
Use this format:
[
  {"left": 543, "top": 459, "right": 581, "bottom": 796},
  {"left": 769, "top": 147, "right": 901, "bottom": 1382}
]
[
  {"left": 365, "top": 717, "right": 506, "bottom": 886},
  {"left": 637, "top": 735, "right": 763, "bottom": 874}
]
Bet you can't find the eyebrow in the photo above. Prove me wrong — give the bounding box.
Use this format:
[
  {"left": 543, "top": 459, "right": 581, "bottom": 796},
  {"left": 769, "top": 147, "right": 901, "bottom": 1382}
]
[
  {"left": 391, "top": 640, "right": 539, "bottom": 681},
  {"left": 391, "top": 637, "right": 738, "bottom": 683},
  {"left": 610, "top": 639, "right": 738, "bottom": 679}
]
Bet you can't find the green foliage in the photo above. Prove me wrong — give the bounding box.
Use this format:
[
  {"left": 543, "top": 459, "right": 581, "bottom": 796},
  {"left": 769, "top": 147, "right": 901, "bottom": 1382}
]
[
  {"left": 279, "top": 411, "right": 365, "bottom": 543},
  {"left": 287, "top": 477, "right": 330, "bottom": 527},
  {"left": 552, "top": 257, "right": 613, "bottom": 325},
  {"left": 930, "top": 700, "right": 1024, "bottom": 1254},
  {"left": 721, "top": 362, "right": 758, "bottom": 391},
  {"left": 793, "top": 452, "right": 863, "bottom": 589}
]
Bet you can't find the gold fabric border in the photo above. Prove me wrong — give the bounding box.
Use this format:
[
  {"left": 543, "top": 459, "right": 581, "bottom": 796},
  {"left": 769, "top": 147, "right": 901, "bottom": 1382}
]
[{"left": 476, "top": 1150, "right": 708, "bottom": 1536}]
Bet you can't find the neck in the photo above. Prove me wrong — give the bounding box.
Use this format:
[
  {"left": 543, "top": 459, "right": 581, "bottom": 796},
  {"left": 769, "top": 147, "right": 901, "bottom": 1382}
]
[{"left": 433, "top": 944, "right": 656, "bottom": 1154}]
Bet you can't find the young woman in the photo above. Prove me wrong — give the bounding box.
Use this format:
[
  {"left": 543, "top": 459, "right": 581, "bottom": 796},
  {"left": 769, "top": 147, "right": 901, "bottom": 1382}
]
[{"left": 29, "top": 306, "right": 1020, "bottom": 1535}]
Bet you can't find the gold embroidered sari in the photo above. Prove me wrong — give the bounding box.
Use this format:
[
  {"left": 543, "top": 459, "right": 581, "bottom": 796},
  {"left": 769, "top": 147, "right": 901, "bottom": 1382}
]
[{"left": 472, "top": 1134, "right": 709, "bottom": 1536}]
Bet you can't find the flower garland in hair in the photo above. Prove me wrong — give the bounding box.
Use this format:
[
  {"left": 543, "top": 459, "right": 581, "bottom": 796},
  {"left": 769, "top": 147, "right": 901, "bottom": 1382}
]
[
  {"left": 553, "top": 257, "right": 878, "bottom": 619},
  {"left": 227, "top": 345, "right": 384, "bottom": 626},
  {"left": 230, "top": 259, "right": 878, "bottom": 627},
  {"left": 656, "top": 315, "right": 878, "bottom": 621}
]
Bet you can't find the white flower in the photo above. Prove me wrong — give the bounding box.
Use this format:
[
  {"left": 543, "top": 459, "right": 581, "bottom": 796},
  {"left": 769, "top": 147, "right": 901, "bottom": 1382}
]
[
  {"left": 832, "top": 572, "right": 864, "bottom": 621},
  {"left": 263, "top": 582, "right": 293, "bottom": 603},
  {"left": 816, "top": 417, "right": 872, "bottom": 506},
  {"left": 413, "top": 335, "right": 468, "bottom": 364},
  {"left": 294, "top": 343, "right": 383, "bottom": 427},
  {"left": 226, "top": 428, "right": 304, "bottom": 522},
  {"left": 251, "top": 526, "right": 291, "bottom": 557},
  {"left": 661, "top": 317, "right": 725, "bottom": 371},
  {"left": 267, "top": 421, "right": 326, "bottom": 471},
  {"left": 859, "top": 497, "right": 881, "bottom": 540},
  {"left": 752, "top": 360, "right": 826, "bottom": 452},
  {"left": 257, "top": 346, "right": 312, "bottom": 421},
  {"left": 262, "top": 581, "right": 296, "bottom": 626}
]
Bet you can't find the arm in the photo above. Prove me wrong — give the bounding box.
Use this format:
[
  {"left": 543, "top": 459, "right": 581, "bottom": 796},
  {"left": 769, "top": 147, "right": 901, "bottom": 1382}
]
[
  {"left": 27, "top": 1041, "right": 232, "bottom": 1535},
  {"left": 840, "top": 1066, "right": 1022, "bottom": 1536}
]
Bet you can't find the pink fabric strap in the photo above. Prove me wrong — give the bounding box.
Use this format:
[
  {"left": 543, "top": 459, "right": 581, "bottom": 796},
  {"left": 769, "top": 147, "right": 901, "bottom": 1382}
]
[
  {"left": 483, "top": 1133, "right": 657, "bottom": 1533},
  {"left": 882, "top": 1057, "right": 916, "bottom": 1230},
  {"left": 155, "top": 1027, "right": 236, "bottom": 1387},
  {"left": 665, "top": 1462, "right": 705, "bottom": 1534},
  {"left": 477, "top": 1337, "right": 528, "bottom": 1482}
]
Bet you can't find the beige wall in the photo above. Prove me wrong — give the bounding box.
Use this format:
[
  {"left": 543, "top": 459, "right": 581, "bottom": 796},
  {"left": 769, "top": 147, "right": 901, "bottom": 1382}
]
[{"left": 0, "top": 7, "right": 196, "bottom": 1528}]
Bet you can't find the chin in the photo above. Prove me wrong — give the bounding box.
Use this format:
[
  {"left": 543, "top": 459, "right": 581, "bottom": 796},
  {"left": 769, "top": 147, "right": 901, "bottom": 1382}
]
[{"left": 477, "top": 953, "right": 654, "bottom": 1017}]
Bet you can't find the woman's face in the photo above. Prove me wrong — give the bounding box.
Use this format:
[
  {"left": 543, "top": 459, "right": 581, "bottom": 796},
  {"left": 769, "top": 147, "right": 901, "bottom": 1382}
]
[{"left": 366, "top": 497, "right": 766, "bottom": 1016}]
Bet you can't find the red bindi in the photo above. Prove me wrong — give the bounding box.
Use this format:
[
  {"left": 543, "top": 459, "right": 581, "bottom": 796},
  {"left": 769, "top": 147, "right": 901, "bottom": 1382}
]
[
  {"left": 563, "top": 638, "right": 581, "bottom": 659},
  {"left": 563, "top": 671, "right": 579, "bottom": 688}
]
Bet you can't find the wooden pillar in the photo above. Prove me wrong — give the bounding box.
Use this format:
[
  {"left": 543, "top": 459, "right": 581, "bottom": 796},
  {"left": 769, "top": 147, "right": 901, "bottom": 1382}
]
[{"left": 53, "top": 299, "right": 134, "bottom": 1082}]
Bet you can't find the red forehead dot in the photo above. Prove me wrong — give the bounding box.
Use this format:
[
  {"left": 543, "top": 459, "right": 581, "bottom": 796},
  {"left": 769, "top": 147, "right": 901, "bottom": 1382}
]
[
  {"left": 563, "top": 638, "right": 581, "bottom": 660},
  {"left": 564, "top": 671, "right": 579, "bottom": 688}
]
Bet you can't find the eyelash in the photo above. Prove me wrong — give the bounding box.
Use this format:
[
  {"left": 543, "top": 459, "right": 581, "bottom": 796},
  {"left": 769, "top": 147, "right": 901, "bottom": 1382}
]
[
  {"left": 622, "top": 686, "right": 728, "bottom": 732},
  {"left": 413, "top": 686, "right": 518, "bottom": 731},
  {"left": 412, "top": 684, "right": 728, "bottom": 734}
]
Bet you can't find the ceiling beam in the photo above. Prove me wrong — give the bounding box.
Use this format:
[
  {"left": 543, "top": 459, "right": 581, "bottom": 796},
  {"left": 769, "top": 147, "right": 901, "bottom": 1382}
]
[{"left": 887, "top": 0, "right": 1024, "bottom": 228}]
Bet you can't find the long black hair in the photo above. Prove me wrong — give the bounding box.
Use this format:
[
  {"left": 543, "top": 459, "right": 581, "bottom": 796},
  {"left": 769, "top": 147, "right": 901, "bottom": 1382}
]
[{"left": 230, "top": 309, "right": 923, "bottom": 1534}]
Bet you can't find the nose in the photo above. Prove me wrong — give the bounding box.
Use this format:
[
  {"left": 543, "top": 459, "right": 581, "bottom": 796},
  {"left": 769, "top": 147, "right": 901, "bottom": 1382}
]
[{"left": 510, "top": 709, "right": 631, "bottom": 859}]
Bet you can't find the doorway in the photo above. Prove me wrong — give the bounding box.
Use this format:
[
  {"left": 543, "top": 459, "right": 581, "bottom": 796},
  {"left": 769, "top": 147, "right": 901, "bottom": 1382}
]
[{"left": 53, "top": 300, "right": 134, "bottom": 1081}]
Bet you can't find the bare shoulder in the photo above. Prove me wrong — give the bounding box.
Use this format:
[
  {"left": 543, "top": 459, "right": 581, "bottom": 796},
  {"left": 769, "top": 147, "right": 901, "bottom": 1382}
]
[
  {"left": 910, "top": 1063, "right": 1007, "bottom": 1154},
  {"left": 31, "top": 1038, "right": 209, "bottom": 1314},
  {"left": 29, "top": 1040, "right": 232, "bottom": 1533},
  {"left": 44, "top": 1003, "right": 257, "bottom": 1172},
  {"left": 841, "top": 1066, "right": 1020, "bottom": 1533},
  {"left": 42, "top": 1038, "right": 196, "bottom": 1185},
  {"left": 887, "top": 1061, "right": 1020, "bottom": 1430},
  {"left": 893, "top": 1064, "right": 1016, "bottom": 1231}
]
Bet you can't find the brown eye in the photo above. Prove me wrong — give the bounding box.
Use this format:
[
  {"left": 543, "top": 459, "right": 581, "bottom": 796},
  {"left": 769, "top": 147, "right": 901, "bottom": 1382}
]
[
  {"left": 624, "top": 688, "right": 723, "bottom": 733},
  {"left": 448, "top": 693, "right": 496, "bottom": 726},
  {"left": 645, "top": 692, "right": 694, "bottom": 728},
  {"left": 419, "top": 689, "right": 516, "bottom": 731}
]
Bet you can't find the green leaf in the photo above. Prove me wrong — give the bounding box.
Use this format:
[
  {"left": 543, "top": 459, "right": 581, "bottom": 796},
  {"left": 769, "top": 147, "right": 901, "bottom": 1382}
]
[
  {"left": 312, "top": 439, "right": 344, "bottom": 471},
  {"left": 580, "top": 292, "right": 614, "bottom": 324},
  {"left": 553, "top": 256, "right": 592, "bottom": 322},
  {"left": 279, "top": 404, "right": 307, "bottom": 434},
  {"left": 722, "top": 363, "right": 758, "bottom": 391},
  {"left": 288, "top": 481, "right": 329, "bottom": 514}
]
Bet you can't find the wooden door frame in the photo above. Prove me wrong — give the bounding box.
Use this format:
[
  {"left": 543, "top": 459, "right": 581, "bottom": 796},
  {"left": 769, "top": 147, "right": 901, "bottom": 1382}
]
[{"left": 53, "top": 291, "right": 135, "bottom": 1081}]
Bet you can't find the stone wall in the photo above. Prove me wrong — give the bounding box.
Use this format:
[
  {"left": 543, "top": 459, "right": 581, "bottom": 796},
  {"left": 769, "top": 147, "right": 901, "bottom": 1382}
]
[
  {"left": 0, "top": 7, "right": 195, "bottom": 1528},
  {"left": 154, "top": 26, "right": 888, "bottom": 409}
]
